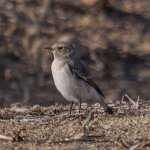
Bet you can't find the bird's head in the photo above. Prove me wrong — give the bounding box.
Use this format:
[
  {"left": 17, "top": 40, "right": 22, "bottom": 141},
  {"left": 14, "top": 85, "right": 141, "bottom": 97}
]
[{"left": 45, "top": 42, "right": 75, "bottom": 59}]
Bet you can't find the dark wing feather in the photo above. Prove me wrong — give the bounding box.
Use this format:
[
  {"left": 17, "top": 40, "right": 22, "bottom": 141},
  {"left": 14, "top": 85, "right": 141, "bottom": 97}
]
[
  {"left": 67, "top": 58, "right": 113, "bottom": 114},
  {"left": 67, "top": 60, "right": 105, "bottom": 98}
]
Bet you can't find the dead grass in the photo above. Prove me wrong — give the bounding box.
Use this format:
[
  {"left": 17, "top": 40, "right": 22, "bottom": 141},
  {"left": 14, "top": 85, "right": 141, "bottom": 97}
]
[{"left": 0, "top": 96, "right": 150, "bottom": 149}]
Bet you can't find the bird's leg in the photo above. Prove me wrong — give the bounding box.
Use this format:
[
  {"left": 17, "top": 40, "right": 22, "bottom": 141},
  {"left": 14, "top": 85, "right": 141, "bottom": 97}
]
[
  {"left": 69, "top": 102, "right": 74, "bottom": 114},
  {"left": 79, "top": 99, "right": 82, "bottom": 113}
]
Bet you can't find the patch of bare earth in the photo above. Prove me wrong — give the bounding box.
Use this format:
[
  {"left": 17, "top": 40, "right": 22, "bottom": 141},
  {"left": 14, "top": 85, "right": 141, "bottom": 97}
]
[{"left": 0, "top": 96, "right": 150, "bottom": 149}]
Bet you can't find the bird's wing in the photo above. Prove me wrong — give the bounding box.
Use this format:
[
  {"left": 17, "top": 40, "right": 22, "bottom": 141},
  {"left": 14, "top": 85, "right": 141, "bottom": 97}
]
[
  {"left": 67, "top": 59, "right": 105, "bottom": 98},
  {"left": 67, "top": 57, "right": 113, "bottom": 114}
]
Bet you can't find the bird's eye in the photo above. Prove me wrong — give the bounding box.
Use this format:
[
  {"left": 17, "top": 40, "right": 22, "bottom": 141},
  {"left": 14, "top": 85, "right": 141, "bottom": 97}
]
[{"left": 57, "top": 46, "right": 63, "bottom": 50}]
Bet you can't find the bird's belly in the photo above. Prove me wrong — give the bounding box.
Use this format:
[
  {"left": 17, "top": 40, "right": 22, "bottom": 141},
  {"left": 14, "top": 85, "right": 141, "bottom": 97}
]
[
  {"left": 52, "top": 66, "right": 78, "bottom": 99},
  {"left": 51, "top": 61, "right": 99, "bottom": 102}
]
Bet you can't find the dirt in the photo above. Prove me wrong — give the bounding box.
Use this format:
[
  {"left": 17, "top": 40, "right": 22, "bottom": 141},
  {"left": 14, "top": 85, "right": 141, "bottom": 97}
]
[{"left": 0, "top": 97, "right": 150, "bottom": 150}]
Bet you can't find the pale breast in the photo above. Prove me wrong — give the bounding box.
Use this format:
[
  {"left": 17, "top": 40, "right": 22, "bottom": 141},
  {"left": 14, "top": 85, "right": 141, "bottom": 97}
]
[
  {"left": 51, "top": 59, "right": 100, "bottom": 103},
  {"left": 51, "top": 59, "right": 78, "bottom": 98}
]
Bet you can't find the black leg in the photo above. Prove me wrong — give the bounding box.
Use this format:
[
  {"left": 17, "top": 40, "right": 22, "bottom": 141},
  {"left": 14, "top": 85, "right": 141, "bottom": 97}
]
[
  {"left": 70, "top": 102, "right": 73, "bottom": 114},
  {"left": 79, "top": 99, "right": 81, "bottom": 113}
]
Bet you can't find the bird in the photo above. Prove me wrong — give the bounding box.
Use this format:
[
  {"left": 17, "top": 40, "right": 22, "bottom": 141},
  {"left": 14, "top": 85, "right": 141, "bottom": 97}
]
[{"left": 45, "top": 41, "right": 113, "bottom": 114}]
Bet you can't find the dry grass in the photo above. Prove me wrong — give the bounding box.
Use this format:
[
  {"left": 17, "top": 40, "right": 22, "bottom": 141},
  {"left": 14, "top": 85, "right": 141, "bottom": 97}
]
[{"left": 0, "top": 96, "right": 150, "bottom": 149}]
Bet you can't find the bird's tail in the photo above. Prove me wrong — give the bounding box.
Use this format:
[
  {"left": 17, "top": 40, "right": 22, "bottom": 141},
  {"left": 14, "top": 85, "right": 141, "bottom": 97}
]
[
  {"left": 99, "top": 95, "right": 113, "bottom": 114},
  {"left": 90, "top": 81, "right": 113, "bottom": 114}
]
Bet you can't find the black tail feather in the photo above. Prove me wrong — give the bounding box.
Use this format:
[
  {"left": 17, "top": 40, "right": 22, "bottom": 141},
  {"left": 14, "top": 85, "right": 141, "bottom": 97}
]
[{"left": 105, "top": 106, "right": 114, "bottom": 114}]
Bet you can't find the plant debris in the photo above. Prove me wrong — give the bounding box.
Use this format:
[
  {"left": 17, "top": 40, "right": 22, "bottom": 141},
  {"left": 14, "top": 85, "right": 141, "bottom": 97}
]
[{"left": 0, "top": 97, "right": 150, "bottom": 149}]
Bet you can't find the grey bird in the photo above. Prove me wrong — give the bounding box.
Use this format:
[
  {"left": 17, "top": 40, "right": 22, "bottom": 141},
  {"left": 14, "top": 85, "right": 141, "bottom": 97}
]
[{"left": 45, "top": 42, "right": 113, "bottom": 114}]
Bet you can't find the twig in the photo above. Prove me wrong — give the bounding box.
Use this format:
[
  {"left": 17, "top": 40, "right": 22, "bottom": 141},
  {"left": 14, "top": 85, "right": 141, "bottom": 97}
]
[
  {"left": 121, "top": 94, "right": 125, "bottom": 103},
  {"left": 0, "top": 134, "right": 13, "bottom": 141},
  {"left": 57, "top": 112, "right": 87, "bottom": 118},
  {"left": 53, "top": 138, "right": 108, "bottom": 144},
  {"left": 124, "top": 94, "right": 140, "bottom": 109},
  {"left": 117, "top": 137, "right": 130, "bottom": 148},
  {"left": 129, "top": 144, "right": 140, "bottom": 150},
  {"left": 82, "top": 112, "right": 94, "bottom": 131}
]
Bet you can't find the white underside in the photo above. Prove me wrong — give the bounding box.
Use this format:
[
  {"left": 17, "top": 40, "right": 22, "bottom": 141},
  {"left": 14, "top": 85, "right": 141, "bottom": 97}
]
[{"left": 51, "top": 58, "right": 100, "bottom": 103}]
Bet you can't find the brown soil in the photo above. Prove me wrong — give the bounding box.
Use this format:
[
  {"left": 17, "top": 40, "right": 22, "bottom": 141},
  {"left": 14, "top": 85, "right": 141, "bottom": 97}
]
[{"left": 0, "top": 98, "right": 150, "bottom": 149}]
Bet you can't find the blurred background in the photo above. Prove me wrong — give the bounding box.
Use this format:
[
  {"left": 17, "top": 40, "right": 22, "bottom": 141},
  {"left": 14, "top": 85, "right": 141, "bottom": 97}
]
[{"left": 0, "top": 0, "right": 149, "bottom": 107}]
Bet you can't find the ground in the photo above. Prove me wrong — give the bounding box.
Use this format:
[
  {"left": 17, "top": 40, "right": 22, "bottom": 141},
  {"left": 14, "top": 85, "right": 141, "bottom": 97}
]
[{"left": 0, "top": 96, "right": 150, "bottom": 150}]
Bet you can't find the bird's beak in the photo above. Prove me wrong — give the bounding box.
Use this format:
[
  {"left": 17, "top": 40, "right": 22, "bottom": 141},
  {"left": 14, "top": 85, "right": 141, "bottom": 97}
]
[{"left": 44, "top": 47, "right": 54, "bottom": 51}]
